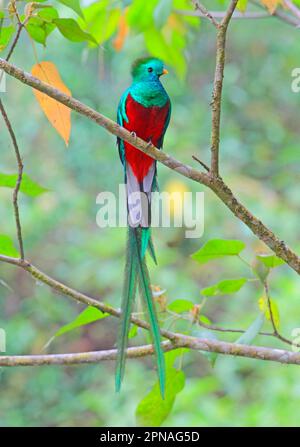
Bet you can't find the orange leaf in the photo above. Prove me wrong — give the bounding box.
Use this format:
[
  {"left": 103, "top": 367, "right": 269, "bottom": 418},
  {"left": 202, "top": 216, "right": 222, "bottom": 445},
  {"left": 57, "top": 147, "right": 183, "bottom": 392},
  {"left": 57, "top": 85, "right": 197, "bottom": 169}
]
[
  {"left": 261, "top": 0, "right": 283, "bottom": 14},
  {"left": 113, "top": 12, "right": 129, "bottom": 52},
  {"left": 31, "top": 61, "right": 71, "bottom": 146}
]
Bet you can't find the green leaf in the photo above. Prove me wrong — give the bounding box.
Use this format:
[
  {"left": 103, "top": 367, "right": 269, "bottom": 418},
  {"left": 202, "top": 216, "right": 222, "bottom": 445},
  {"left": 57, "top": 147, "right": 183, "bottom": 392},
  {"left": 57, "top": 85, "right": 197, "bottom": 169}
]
[
  {"left": 164, "top": 348, "right": 189, "bottom": 368},
  {"left": 0, "top": 173, "right": 48, "bottom": 197},
  {"left": 136, "top": 366, "right": 185, "bottom": 427},
  {"left": 54, "top": 306, "right": 109, "bottom": 338},
  {"left": 154, "top": 0, "right": 172, "bottom": 28},
  {"left": 237, "top": 0, "right": 248, "bottom": 12},
  {"left": 144, "top": 25, "right": 186, "bottom": 78},
  {"left": 80, "top": 2, "right": 120, "bottom": 46},
  {"left": 127, "top": 0, "right": 158, "bottom": 31},
  {"left": 236, "top": 313, "right": 265, "bottom": 345},
  {"left": 201, "top": 278, "right": 248, "bottom": 297},
  {"left": 54, "top": 18, "right": 97, "bottom": 44},
  {"left": 199, "top": 315, "right": 212, "bottom": 325},
  {"left": 0, "top": 234, "right": 19, "bottom": 257},
  {"left": 168, "top": 299, "right": 194, "bottom": 313},
  {"left": 191, "top": 239, "right": 246, "bottom": 264},
  {"left": 57, "top": 0, "right": 84, "bottom": 19},
  {"left": 256, "top": 254, "right": 285, "bottom": 268},
  {"left": 0, "top": 25, "right": 15, "bottom": 51},
  {"left": 26, "top": 7, "right": 59, "bottom": 45},
  {"left": 128, "top": 324, "right": 138, "bottom": 339},
  {"left": 173, "top": 0, "right": 200, "bottom": 26}
]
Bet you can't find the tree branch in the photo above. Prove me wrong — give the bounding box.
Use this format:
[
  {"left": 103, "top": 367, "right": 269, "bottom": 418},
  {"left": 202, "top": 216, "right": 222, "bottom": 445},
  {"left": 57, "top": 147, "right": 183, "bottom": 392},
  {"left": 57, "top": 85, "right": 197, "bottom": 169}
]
[
  {"left": 210, "top": 0, "right": 238, "bottom": 176},
  {"left": 0, "top": 343, "right": 173, "bottom": 366},
  {"left": 1, "top": 335, "right": 300, "bottom": 367},
  {"left": 0, "top": 58, "right": 298, "bottom": 274}
]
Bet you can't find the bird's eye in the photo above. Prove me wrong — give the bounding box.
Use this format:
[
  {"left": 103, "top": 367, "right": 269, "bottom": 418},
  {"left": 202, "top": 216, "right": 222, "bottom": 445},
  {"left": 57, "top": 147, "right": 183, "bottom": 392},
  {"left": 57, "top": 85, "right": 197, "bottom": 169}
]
[{"left": 148, "top": 67, "right": 153, "bottom": 72}]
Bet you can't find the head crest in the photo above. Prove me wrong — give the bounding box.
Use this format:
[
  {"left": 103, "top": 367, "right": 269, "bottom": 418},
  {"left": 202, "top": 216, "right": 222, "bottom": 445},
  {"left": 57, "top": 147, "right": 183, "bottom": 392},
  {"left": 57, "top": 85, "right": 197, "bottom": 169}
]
[{"left": 131, "top": 57, "right": 163, "bottom": 78}]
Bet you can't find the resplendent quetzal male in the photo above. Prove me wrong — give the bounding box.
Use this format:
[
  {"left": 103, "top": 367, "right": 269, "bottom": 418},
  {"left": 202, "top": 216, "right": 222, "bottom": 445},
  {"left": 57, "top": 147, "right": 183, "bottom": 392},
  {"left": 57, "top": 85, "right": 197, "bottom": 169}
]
[{"left": 116, "top": 57, "right": 171, "bottom": 397}]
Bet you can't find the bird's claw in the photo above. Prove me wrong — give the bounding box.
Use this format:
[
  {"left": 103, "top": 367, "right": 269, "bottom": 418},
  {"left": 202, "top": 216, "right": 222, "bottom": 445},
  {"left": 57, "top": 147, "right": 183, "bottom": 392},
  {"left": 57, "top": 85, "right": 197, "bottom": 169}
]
[
  {"left": 146, "top": 139, "right": 153, "bottom": 148},
  {"left": 131, "top": 131, "right": 137, "bottom": 139}
]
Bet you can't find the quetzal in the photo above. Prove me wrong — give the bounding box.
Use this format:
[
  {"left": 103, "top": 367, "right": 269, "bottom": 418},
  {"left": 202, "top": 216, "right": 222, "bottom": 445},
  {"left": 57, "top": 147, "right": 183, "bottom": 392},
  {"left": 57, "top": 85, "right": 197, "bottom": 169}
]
[{"left": 116, "top": 57, "right": 171, "bottom": 397}]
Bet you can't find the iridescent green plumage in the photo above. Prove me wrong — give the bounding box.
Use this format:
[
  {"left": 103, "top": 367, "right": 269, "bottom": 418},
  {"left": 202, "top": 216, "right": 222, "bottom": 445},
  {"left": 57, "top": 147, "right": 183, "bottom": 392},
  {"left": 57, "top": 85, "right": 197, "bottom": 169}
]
[{"left": 115, "top": 227, "right": 165, "bottom": 397}]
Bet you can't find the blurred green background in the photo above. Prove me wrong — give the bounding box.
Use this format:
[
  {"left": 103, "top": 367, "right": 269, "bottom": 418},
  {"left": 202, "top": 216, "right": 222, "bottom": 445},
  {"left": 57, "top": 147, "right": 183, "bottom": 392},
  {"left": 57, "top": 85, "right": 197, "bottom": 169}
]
[{"left": 0, "top": 0, "right": 300, "bottom": 427}]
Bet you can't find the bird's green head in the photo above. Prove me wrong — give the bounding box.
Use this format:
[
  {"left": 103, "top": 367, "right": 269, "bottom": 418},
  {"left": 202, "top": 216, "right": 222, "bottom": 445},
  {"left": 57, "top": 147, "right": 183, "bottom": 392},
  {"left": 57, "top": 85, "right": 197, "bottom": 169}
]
[{"left": 131, "top": 57, "right": 168, "bottom": 82}]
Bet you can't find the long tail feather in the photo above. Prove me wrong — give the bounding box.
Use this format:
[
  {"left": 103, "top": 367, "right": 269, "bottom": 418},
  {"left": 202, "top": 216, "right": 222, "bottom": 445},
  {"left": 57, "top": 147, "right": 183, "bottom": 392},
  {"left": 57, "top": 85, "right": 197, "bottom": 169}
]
[
  {"left": 148, "top": 233, "right": 157, "bottom": 265},
  {"left": 142, "top": 227, "right": 158, "bottom": 265},
  {"left": 115, "top": 227, "right": 165, "bottom": 397},
  {"left": 115, "top": 228, "right": 138, "bottom": 392},
  {"left": 133, "top": 228, "right": 166, "bottom": 398}
]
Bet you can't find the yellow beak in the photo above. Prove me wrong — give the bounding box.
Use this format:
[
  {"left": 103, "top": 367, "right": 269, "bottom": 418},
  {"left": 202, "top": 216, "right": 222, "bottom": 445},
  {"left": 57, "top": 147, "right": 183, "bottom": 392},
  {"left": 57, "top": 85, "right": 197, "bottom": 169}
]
[{"left": 162, "top": 68, "right": 168, "bottom": 75}]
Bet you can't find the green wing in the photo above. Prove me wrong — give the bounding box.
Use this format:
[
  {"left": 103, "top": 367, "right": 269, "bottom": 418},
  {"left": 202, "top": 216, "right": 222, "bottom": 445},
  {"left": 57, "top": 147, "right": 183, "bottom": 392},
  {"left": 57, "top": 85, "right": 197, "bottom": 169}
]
[
  {"left": 152, "top": 99, "right": 172, "bottom": 192},
  {"left": 117, "top": 88, "right": 130, "bottom": 166},
  {"left": 159, "top": 99, "right": 172, "bottom": 148}
]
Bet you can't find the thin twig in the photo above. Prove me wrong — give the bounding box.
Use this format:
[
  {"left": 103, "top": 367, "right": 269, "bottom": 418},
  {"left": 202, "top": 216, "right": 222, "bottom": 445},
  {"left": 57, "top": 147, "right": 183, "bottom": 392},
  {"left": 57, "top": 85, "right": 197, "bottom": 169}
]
[
  {"left": 210, "top": 0, "right": 239, "bottom": 176},
  {"left": 0, "top": 58, "right": 299, "bottom": 274},
  {"left": 192, "top": 155, "right": 210, "bottom": 171},
  {"left": 10, "top": 0, "right": 21, "bottom": 24},
  {"left": 176, "top": 9, "right": 272, "bottom": 20},
  {"left": 0, "top": 102, "right": 24, "bottom": 259},
  {"left": 264, "top": 281, "right": 297, "bottom": 347},
  {"left": 179, "top": 2, "right": 300, "bottom": 26},
  {"left": 169, "top": 307, "right": 274, "bottom": 338},
  {"left": 0, "top": 20, "right": 25, "bottom": 259},
  {"left": 191, "top": 0, "right": 220, "bottom": 28},
  {"left": 198, "top": 319, "right": 272, "bottom": 337},
  {"left": 5, "top": 22, "right": 23, "bottom": 62}
]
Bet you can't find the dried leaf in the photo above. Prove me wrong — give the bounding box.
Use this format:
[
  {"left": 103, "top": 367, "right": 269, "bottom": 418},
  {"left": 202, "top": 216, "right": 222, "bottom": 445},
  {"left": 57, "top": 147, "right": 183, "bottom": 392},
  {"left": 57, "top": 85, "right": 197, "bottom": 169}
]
[
  {"left": 261, "top": 0, "right": 283, "bottom": 14},
  {"left": 31, "top": 61, "right": 71, "bottom": 145},
  {"left": 113, "top": 11, "right": 129, "bottom": 51}
]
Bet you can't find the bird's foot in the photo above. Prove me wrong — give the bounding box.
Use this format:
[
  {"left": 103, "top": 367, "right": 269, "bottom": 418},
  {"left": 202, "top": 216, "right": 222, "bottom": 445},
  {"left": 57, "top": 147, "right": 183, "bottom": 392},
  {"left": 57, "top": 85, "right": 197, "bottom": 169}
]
[
  {"left": 146, "top": 139, "right": 153, "bottom": 149},
  {"left": 131, "top": 131, "right": 137, "bottom": 139}
]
